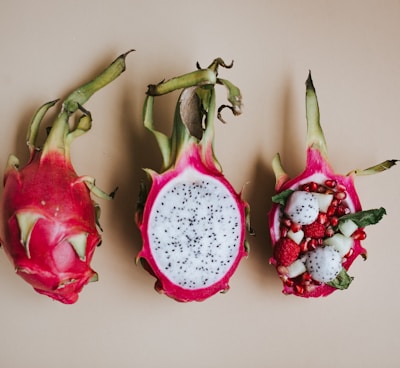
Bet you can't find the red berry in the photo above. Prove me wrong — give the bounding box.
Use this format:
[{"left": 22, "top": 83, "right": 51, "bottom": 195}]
[
  {"left": 274, "top": 238, "right": 300, "bottom": 266},
  {"left": 303, "top": 221, "right": 326, "bottom": 238}
]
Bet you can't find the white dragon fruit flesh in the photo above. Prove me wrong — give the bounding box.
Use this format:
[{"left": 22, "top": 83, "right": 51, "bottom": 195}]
[
  {"left": 269, "top": 72, "right": 397, "bottom": 298},
  {"left": 136, "top": 59, "right": 251, "bottom": 302},
  {"left": 284, "top": 191, "right": 319, "bottom": 225},
  {"left": 305, "top": 246, "right": 342, "bottom": 283}
]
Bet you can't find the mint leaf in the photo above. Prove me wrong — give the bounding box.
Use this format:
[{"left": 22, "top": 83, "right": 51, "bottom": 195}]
[
  {"left": 327, "top": 268, "right": 353, "bottom": 290},
  {"left": 271, "top": 189, "right": 294, "bottom": 206},
  {"left": 338, "top": 207, "right": 386, "bottom": 227}
]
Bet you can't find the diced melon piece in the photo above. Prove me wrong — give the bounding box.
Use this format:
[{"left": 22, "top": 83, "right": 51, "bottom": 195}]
[
  {"left": 287, "top": 259, "right": 307, "bottom": 278},
  {"left": 338, "top": 219, "right": 358, "bottom": 237},
  {"left": 313, "top": 193, "right": 333, "bottom": 213},
  {"left": 287, "top": 229, "right": 304, "bottom": 244},
  {"left": 323, "top": 234, "right": 353, "bottom": 257}
]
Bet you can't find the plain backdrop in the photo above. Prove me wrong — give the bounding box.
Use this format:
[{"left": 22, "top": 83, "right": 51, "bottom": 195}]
[{"left": 1, "top": 1, "right": 400, "bottom": 367}]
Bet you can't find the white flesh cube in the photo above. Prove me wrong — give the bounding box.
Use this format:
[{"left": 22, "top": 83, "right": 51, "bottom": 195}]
[
  {"left": 313, "top": 193, "right": 333, "bottom": 213},
  {"left": 287, "top": 259, "right": 307, "bottom": 278},
  {"left": 338, "top": 219, "right": 358, "bottom": 237},
  {"left": 287, "top": 229, "right": 304, "bottom": 244},
  {"left": 323, "top": 234, "right": 353, "bottom": 257}
]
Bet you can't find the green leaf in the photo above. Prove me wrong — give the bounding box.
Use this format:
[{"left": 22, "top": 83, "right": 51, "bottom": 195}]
[
  {"left": 338, "top": 207, "right": 386, "bottom": 227},
  {"left": 327, "top": 268, "right": 353, "bottom": 290},
  {"left": 271, "top": 189, "right": 294, "bottom": 206}
]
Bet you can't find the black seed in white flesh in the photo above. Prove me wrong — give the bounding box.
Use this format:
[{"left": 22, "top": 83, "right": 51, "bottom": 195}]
[
  {"left": 148, "top": 168, "right": 242, "bottom": 289},
  {"left": 305, "top": 246, "right": 342, "bottom": 283},
  {"left": 284, "top": 191, "right": 319, "bottom": 225}
]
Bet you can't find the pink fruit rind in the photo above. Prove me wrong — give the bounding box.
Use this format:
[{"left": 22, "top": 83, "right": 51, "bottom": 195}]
[
  {"left": 268, "top": 72, "right": 396, "bottom": 298},
  {"left": 137, "top": 141, "right": 247, "bottom": 302},
  {"left": 136, "top": 59, "right": 250, "bottom": 302},
  {"left": 0, "top": 51, "right": 132, "bottom": 304}
]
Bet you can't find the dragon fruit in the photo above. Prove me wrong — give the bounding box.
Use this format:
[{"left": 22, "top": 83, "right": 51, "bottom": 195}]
[
  {"left": 269, "top": 72, "right": 397, "bottom": 297},
  {"left": 0, "top": 51, "right": 132, "bottom": 304},
  {"left": 136, "top": 59, "right": 251, "bottom": 302}
]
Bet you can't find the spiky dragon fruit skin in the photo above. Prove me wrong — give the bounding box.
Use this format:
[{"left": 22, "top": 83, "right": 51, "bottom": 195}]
[
  {"left": 136, "top": 59, "right": 250, "bottom": 302},
  {"left": 0, "top": 51, "right": 132, "bottom": 304},
  {"left": 0, "top": 153, "right": 100, "bottom": 304},
  {"left": 268, "top": 72, "right": 396, "bottom": 298}
]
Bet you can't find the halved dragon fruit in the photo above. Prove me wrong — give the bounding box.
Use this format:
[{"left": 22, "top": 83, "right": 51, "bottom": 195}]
[
  {"left": 269, "top": 72, "right": 397, "bottom": 297},
  {"left": 0, "top": 51, "right": 132, "bottom": 304},
  {"left": 136, "top": 59, "right": 251, "bottom": 302}
]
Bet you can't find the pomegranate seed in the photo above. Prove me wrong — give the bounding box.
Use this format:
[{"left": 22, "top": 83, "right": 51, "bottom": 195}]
[
  {"left": 295, "top": 284, "right": 304, "bottom": 294},
  {"left": 282, "top": 218, "right": 291, "bottom": 228},
  {"left": 290, "top": 222, "right": 302, "bottom": 232},
  {"left": 337, "top": 183, "right": 346, "bottom": 192},
  {"left": 317, "top": 238, "right": 324, "bottom": 246},
  {"left": 317, "top": 212, "right": 328, "bottom": 224},
  {"left": 300, "top": 239, "right": 310, "bottom": 252},
  {"left": 331, "top": 199, "right": 339, "bottom": 207},
  {"left": 353, "top": 229, "right": 367, "bottom": 240},
  {"left": 302, "top": 272, "right": 312, "bottom": 282},
  {"left": 280, "top": 227, "right": 289, "bottom": 238},
  {"left": 329, "top": 216, "right": 339, "bottom": 227},
  {"left": 310, "top": 182, "right": 319, "bottom": 192},
  {"left": 327, "top": 205, "right": 336, "bottom": 217},
  {"left": 301, "top": 183, "right": 311, "bottom": 192},
  {"left": 335, "top": 191, "right": 347, "bottom": 200},
  {"left": 317, "top": 185, "right": 326, "bottom": 193},
  {"left": 337, "top": 206, "right": 350, "bottom": 216},
  {"left": 325, "top": 226, "right": 335, "bottom": 237},
  {"left": 309, "top": 239, "right": 318, "bottom": 250},
  {"left": 325, "top": 179, "right": 337, "bottom": 188},
  {"left": 285, "top": 279, "right": 294, "bottom": 287}
]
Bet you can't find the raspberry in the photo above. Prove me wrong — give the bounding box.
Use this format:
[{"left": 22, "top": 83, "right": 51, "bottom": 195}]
[
  {"left": 303, "top": 221, "right": 326, "bottom": 238},
  {"left": 274, "top": 238, "right": 300, "bottom": 266}
]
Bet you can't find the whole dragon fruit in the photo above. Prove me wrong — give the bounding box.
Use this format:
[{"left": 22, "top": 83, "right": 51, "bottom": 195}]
[
  {"left": 0, "top": 51, "right": 132, "bottom": 304},
  {"left": 269, "top": 72, "right": 397, "bottom": 297},
  {"left": 136, "top": 59, "right": 251, "bottom": 302}
]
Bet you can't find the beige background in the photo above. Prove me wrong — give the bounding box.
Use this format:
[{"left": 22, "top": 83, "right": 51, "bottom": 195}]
[{"left": 1, "top": 1, "right": 400, "bottom": 367}]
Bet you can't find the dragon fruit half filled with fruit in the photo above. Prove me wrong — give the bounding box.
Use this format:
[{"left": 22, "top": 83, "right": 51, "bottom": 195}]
[
  {"left": 0, "top": 51, "right": 132, "bottom": 304},
  {"left": 268, "top": 72, "right": 397, "bottom": 297},
  {"left": 136, "top": 59, "right": 252, "bottom": 302}
]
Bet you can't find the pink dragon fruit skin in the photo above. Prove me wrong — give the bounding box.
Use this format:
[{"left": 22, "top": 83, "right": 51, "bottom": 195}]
[
  {"left": 0, "top": 51, "right": 132, "bottom": 304},
  {"left": 1, "top": 151, "right": 101, "bottom": 304},
  {"left": 136, "top": 60, "right": 251, "bottom": 302},
  {"left": 269, "top": 72, "right": 397, "bottom": 298}
]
